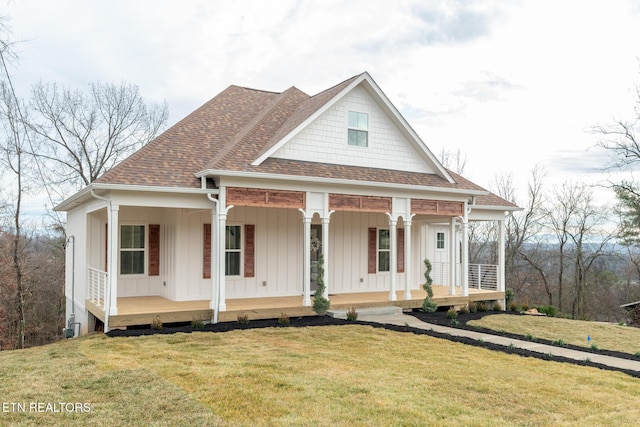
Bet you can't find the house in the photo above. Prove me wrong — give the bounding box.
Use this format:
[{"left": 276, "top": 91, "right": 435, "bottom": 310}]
[{"left": 55, "top": 72, "right": 519, "bottom": 335}]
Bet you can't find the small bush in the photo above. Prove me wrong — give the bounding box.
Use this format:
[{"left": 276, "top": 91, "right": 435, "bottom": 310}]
[
  {"left": 450, "top": 318, "right": 460, "bottom": 326},
  {"left": 492, "top": 301, "right": 502, "bottom": 311},
  {"left": 422, "top": 298, "right": 438, "bottom": 313},
  {"left": 476, "top": 301, "right": 489, "bottom": 312},
  {"left": 346, "top": 307, "right": 358, "bottom": 321},
  {"left": 151, "top": 315, "right": 163, "bottom": 330},
  {"left": 590, "top": 343, "right": 599, "bottom": 351},
  {"left": 468, "top": 301, "right": 477, "bottom": 313},
  {"left": 525, "top": 333, "right": 535, "bottom": 341},
  {"left": 237, "top": 312, "right": 249, "bottom": 325},
  {"left": 508, "top": 302, "right": 519, "bottom": 312},
  {"left": 278, "top": 312, "right": 290, "bottom": 326},
  {"left": 191, "top": 315, "right": 205, "bottom": 329},
  {"left": 536, "top": 305, "right": 558, "bottom": 317},
  {"left": 459, "top": 304, "right": 470, "bottom": 314},
  {"left": 446, "top": 307, "right": 458, "bottom": 320},
  {"left": 520, "top": 303, "right": 529, "bottom": 311},
  {"left": 634, "top": 351, "right": 640, "bottom": 358},
  {"left": 553, "top": 339, "right": 566, "bottom": 347}
]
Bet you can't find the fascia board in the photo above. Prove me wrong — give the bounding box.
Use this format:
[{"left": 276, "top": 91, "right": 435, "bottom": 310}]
[{"left": 196, "top": 168, "right": 489, "bottom": 197}]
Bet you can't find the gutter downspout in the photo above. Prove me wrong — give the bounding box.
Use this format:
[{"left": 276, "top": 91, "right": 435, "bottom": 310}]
[
  {"left": 207, "top": 193, "right": 220, "bottom": 324},
  {"left": 90, "top": 189, "right": 112, "bottom": 332}
]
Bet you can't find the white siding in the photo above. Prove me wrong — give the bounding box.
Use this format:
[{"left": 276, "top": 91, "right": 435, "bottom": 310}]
[{"left": 271, "top": 85, "right": 434, "bottom": 174}]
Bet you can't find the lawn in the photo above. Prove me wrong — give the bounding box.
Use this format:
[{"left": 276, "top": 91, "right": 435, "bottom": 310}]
[
  {"left": 468, "top": 314, "right": 640, "bottom": 354},
  {"left": 1, "top": 324, "right": 639, "bottom": 426}
]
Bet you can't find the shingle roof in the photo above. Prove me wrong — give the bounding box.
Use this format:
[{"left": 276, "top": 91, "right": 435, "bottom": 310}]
[{"left": 94, "top": 73, "right": 517, "bottom": 209}]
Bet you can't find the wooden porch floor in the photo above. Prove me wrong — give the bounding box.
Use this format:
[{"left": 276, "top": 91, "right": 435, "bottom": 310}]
[{"left": 88, "top": 286, "right": 504, "bottom": 328}]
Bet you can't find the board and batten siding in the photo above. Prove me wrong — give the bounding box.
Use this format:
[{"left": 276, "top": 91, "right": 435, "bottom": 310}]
[{"left": 270, "top": 85, "right": 434, "bottom": 174}]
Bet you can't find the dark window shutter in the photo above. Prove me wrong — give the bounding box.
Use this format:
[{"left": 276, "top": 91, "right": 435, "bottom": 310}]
[
  {"left": 203, "top": 223, "right": 211, "bottom": 279},
  {"left": 149, "top": 224, "right": 160, "bottom": 276},
  {"left": 368, "top": 228, "right": 377, "bottom": 274},
  {"left": 397, "top": 228, "right": 405, "bottom": 273},
  {"left": 244, "top": 224, "right": 255, "bottom": 278}
]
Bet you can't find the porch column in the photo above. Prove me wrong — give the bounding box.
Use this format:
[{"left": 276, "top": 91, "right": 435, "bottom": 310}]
[
  {"left": 300, "top": 210, "right": 312, "bottom": 306},
  {"left": 209, "top": 205, "right": 218, "bottom": 311},
  {"left": 461, "top": 214, "right": 469, "bottom": 297},
  {"left": 107, "top": 204, "right": 119, "bottom": 316},
  {"left": 388, "top": 216, "right": 398, "bottom": 302},
  {"left": 321, "top": 214, "right": 333, "bottom": 300},
  {"left": 404, "top": 216, "right": 414, "bottom": 300},
  {"left": 449, "top": 216, "right": 456, "bottom": 296},
  {"left": 498, "top": 216, "right": 506, "bottom": 292}
]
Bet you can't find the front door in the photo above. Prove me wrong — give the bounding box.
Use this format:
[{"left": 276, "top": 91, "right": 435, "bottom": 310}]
[{"left": 310, "top": 224, "right": 322, "bottom": 292}]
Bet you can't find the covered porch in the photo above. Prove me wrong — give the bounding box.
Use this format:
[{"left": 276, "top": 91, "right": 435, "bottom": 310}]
[{"left": 86, "top": 284, "right": 505, "bottom": 328}]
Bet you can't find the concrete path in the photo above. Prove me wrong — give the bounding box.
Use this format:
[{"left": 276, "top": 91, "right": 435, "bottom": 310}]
[{"left": 333, "top": 307, "right": 640, "bottom": 374}]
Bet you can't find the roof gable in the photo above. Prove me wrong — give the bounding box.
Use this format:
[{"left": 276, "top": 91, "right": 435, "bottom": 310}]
[{"left": 251, "top": 72, "right": 454, "bottom": 183}]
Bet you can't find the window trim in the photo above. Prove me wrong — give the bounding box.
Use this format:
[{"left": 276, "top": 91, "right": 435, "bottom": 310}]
[
  {"left": 436, "top": 231, "right": 446, "bottom": 250},
  {"left": 347, "top": 111, "right": 369, "bottom": 147},
  {"left": 225, "top": 224, "right": 242, "bottom": 277},
  {"left": 377, "top": 228, "right": 390, "bottom": 273},
  {"left": 119, "top": 224, "right": 146, "bottom": 276}
]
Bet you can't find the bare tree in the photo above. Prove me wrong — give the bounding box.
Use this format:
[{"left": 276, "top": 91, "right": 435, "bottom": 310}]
[
  {"left": 27, "top": 81, "right": 168, "bottom": 194},
  {"left": 439, "top": 147, "right": 467, "bottom": 175}
]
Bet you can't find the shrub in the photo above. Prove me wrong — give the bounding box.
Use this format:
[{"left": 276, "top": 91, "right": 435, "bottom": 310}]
[
  {"left": 590, "top": 343, "right": 599, "bottom": 351},
  {"left": 508, "top": 302, "right": 519, "bottom": 312},
  {"left": 237, "top": 312, "right": 249, "bottom": 325},
  {"left": 421, "top": 258, "right": 438, "bottom": 312},
  {"left": 476, "top": 301, "right": 488, "bottom": 312},
  {"left": 536, "top": 305, "right": 557, "bottom": 317},
  {"left": 492, "top": 301, "right": 502, "bottom": 311},
  {"left": 553, "top": 339, "right": 566, "bottom": 347},
  {"left": 346, "top": 307, "right": 358, "bottom": 321},
  {"left": 312, "top": 254, "right": 331, "bottom": 315},
  {"left": 191, "top": 315, "right": 205, "bottom": 329},
  {"left": 446, "top": 307, "right": 458, "bottom": 320},
  {"left": 459, "top": 304, "right": 470, "bottom": 314},
  {"left": 505, "top": 288, "right": 515, "bottom": 305},
  {"left": 520, "top": 303, "right": 529, "bottom": 312},
  {"left": 278, "top": 312, "right": 291, "bottom": 326},
  {"left": 468, "top": 301, "right": 477, "bottom": 313},
  {"left": 151, "top": 315, "right": 163, "bottom": 330}
]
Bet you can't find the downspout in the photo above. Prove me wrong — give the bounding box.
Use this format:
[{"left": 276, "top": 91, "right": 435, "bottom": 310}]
[
  {"left": 90, "top": 189, "right": 112, "bottom": 332},
  {"left": 207, "top": 193, "right": 220, "bottom": 324}
]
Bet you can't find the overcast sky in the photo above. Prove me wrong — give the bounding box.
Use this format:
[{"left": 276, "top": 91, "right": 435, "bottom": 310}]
[{"left": 4, "top": 0, "right": 640, "bottom": 218}]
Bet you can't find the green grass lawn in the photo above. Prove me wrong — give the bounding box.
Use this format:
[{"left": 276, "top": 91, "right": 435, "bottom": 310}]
[
  {"left": 468, "top": 314, "right": 640, "bottom": 354},
  {"left": 1, "top": 324, "right": 640, "bottom": 426}
]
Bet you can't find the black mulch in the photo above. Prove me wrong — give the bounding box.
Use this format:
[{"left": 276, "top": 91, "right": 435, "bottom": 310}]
[{"left": 106, "top": 311, "right": 640, "bottom": 378}]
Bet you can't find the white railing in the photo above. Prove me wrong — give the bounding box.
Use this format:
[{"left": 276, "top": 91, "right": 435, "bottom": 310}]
[
  {"left": 88, "top": 267, "right": 108, "bottom": 307},
  {"left": 430, "top": 262, "right": 461, "bottom": 287},
  {"left": 468, "top": 264, "right": 498, "bottom": 291}
]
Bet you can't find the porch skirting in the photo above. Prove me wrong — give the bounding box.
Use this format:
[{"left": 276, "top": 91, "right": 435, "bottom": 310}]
[{"left": 87, "top": 286, "right": 504, "bottom": 328}]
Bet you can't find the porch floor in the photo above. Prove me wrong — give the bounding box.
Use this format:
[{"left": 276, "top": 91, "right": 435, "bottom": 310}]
[{"left": 88, "top": 285, "right": 504, "bottom": 328}]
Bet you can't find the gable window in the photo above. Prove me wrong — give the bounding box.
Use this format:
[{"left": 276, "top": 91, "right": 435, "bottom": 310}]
[
  {"left": 348, "top": 111, "right": 368, "bottom": 147},
  {"left": 121, "top": 225, "right": 145, "bottom": 275},
  {"left": 378, "top": 229, "right": 390, "bottom": 272},
  {"left": 225, "top": 225, "right": 242, "bottom": 276},
  {"left": 436, "top": 232, "right": 445, "bottom": 250}
]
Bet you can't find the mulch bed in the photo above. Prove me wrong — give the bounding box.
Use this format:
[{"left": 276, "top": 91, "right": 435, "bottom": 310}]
[{"left": 106, "top": 310, "right": 640, "bottom": 378}]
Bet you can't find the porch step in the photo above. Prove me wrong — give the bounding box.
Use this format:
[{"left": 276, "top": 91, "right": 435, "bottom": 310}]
[{"left": 328, "top": 306, "right": 402, "bottom": 319}]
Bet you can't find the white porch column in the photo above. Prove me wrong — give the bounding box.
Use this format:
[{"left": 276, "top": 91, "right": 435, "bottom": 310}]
[
  {"left": 389, "top": 216, "right": 398, "bottom": 302},
  {"left": 449, "top": 216, "right": 457, "bottom": 295},
  {"left": 404, "top": 216, "right": 414, "bottom": 300},
  {"left": 498, "top": 216, "right": 506, "bottom": 293},
  {"left": 321, "top": 214, "right": 332, "bottom": 300},
  {"left": 461, "top": 214, "right": 469, "bottom": 297},
  {"left": 300, "top": 210, "right": 312, "bottom": 306},
  {"left": 209, "top": 204, "right": 218, "bottom": 311},
  {"left": 107, "top": 204, "right": 119, "bottom": 316},
  {"left": 218, "top": 187, "right": 230, "bottom": 312}
]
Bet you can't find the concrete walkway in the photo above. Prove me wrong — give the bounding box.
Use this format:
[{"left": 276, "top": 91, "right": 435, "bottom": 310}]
[{"left": 332, "top": 307, "right": 640, "bottom": 374}]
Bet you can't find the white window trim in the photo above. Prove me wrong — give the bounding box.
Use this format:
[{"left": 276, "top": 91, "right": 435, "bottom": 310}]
[
  {"left": 436, "top": 231, "right": 446, "bottom": 251},
  {"left": 225, "top": 223, "right": 243, "bottom": 277},
  {"left": 347, "top": 111, "right": 369, "bottom": 147},
  {"left": 119, "top": 224, "right": 147, "bottom": 277},
  {"left": 377, "top": 228, "right": 390, "bottom": 273}
]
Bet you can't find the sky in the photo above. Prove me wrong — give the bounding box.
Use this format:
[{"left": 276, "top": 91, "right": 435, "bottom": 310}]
[{"left": 3, "top": 0, "right": 640, "bottom": 220}]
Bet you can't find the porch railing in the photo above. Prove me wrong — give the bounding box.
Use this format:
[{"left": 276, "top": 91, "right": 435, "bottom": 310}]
[
  {"left": 468, "top": 264, "right": 498, "bottom": 291},
  {"left": 88, "top": 267, "right": 108, "bottom": 307}
]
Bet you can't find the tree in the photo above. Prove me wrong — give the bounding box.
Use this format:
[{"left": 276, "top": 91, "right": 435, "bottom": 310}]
[{"left": 27, "top": 81, "right": 168, "bottom": 195}]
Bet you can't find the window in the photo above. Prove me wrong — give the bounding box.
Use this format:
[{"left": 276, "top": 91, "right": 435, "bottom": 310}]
[
  {"left": 225, "top": 225, "right": 241, "bottom": 276},
  {"left": 348, "top": 111, "right": 368, "bottom": 147},
  {"left": 120, "top": 225, "right": 145, "bottom": 275},
  {"left": 436, "top": 232, "right": 445, "bottom": 250},
  {"left": 378, "top": 229, "right": 390, "bottom": 272}
]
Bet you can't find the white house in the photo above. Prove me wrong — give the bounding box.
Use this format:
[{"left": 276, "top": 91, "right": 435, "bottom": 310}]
[{"left": 55, "top": 72, "right": 518, "bottom": 335}]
